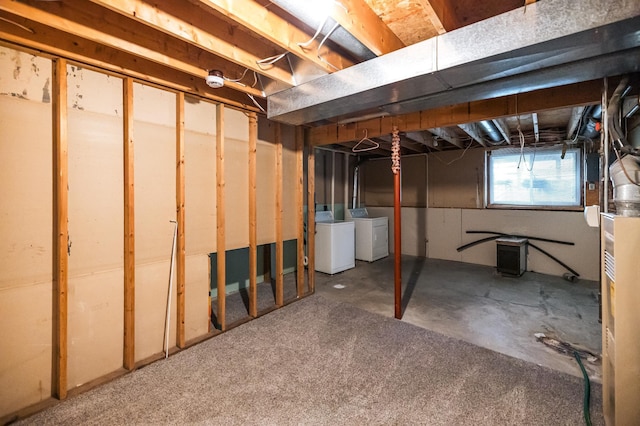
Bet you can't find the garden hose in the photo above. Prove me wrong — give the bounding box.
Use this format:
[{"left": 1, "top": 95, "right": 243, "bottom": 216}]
[{"left": 573, "top": 351, "right": 592, "bottom": 426}]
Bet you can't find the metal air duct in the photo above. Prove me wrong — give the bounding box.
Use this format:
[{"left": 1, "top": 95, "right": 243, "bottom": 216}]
[{"left": 610, "top": 155, "right": 640, "bottom": 216}]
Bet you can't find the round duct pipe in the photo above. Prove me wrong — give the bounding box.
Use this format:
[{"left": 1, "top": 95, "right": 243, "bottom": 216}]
[
  {"left": 478, "top": 120, "right": 503, "bottom": 143},
  {"left": 610, "top": 155, "right": 640, "bottom": 217}
]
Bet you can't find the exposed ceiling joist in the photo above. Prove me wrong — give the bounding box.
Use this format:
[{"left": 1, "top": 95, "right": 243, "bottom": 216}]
[
  {"left": 429, "top": 127, "right": 464, "bottom": 149},
  {"left": 86, "top": 0, "right": 294, "bottom": 90},
  {"left": 1, "top": 1, "right": 269, "bottom": 97},
  {"left": 566, "top": 106, "right": 586, "bottom": 139},
  {"left": 333, "top": 0, "right": 405, "bottom": 56},
  {"left": 405, "top": 131, "right": 440, "bottom": 150},
  {"left": 416, "top": 0, "right": 446, "bottom": 35},
  {"left": 491, "top": 118, "right": 511, "bottom": 145},
  {"left": 458, "top": 123, "right": 487, "bottom": 147},
  {"left": 190, "top": 0, "right": 354, "bottom": 74}
]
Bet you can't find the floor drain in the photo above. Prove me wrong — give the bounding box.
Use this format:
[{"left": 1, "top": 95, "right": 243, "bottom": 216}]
[{"left": 333, "top": 284, "right": 346, "bottom": 289}]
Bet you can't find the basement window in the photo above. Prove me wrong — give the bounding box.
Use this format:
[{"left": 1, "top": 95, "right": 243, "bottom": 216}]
[{"left": 487, "top": 146, "right": 582, "bottom": 209}]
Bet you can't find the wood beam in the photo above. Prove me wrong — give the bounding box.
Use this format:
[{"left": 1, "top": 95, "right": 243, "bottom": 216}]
[
  {"left": 216, "top": 104, "right": 226, "bottom": 331},
  {"left": 333, "top": 0, "right": 405, "bottom": 56},
  {"left": 175, "top": 92, "right": 186, "bottom": 348},
  {"left": 123, "top": 77, "right": 135, "bottom": 371},
  {"left": 0, "top": 2, "right": 266, "bottom": 97},
  {"left": 307, "top": 146, "right": 315, "bottom": 293},
  {"left": 417, "top": 0, "right": 447, "bottom": 34},
  {"left": 85, "top": 0, "right": 293, "bottom": 88},
  {"left": 0, "top": 27, "right": 264, "bottom": 112},
  {"left": 248, "top": 113, "right": 258, "bottom": 318},
  {"left": 275, "top": 123, "right": 284, "bottom": 307},
  {"left": 52, "top": 58, "right": 68, "bottom": 400},
  {"left": 309, "top": 80, "right": 603, "bottom": 145},
  {"left": 295, "top": 127, "right": 305, "bottom": 297},
  {"left": 192, "top": 0, "right": 353, "bottom": 73}
]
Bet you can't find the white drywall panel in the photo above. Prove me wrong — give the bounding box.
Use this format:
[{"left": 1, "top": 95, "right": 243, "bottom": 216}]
[
  {"left": 133, "top": 83, "right": 177, "bottom": 360},
  {"left": 256, "top": 139, "right": 276, "bottom": 245},
  {"left": 67, "top": 270, "right": 124, "bottom": 387},
  {"left": 282, "top": 125, "right": 297, "bottom": 240},
  {"left": 461, "top": 209, "right": 599, "bottom": 280},
  {"left": 0, "top": 48, "right": 53, "bottom": 418},
  {"left": 426, "top": 208, "right": 463, "bottom": 261},
  {"left": 185, "top": 254, "right": 210, "bottom": 342},
  {"left": 366, "top": 207, "right": 428, "bottom": 257}
]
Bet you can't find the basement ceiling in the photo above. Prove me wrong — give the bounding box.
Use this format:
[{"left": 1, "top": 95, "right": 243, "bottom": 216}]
[{"left": 1, "top": 0, "right": 639, "bottom": 157}]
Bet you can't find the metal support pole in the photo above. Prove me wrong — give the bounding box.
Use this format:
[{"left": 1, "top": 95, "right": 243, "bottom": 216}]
[{"left": 392, "top": 127, "right": 402, "bottom": 319}]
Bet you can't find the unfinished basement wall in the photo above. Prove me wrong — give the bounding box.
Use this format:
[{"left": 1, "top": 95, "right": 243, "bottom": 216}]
[
  {"left": 360, "top": 155, "right": 428, "bottom": 256},
  {"left": 0, "top": 42, "right": 306, "bottom": 420},
  {"left": 66, "top": 66, "right": 124, "bottom": 388},
  {"left": 314, "top": 148, "right": 349, "bottom": 219},
  {"left": 0, "top": 47, "right": 53, "bottom": 417},
  {"left": 426, "top": 150, "right": 600, "bottom": 281}
]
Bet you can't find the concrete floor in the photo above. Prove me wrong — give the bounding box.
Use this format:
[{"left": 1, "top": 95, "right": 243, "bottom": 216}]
[{"left": 314, "top": 255, "right": 602, "bottom": 382}]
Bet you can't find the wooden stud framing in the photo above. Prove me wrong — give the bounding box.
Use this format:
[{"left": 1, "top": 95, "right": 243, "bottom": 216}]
[
  {"left": 52, "top": 58, "right": 68, "bottom": 400},
  {"left": 216, "top": 104, "right": 226, "bottom": 331},
  {"left": 175, "top": 92, "right": 186, "bottom": 348},
  {"left": 248, "top": 113, "right": 258, "bottom": 318},
  {"left": 275, "top": 123, "right": 284, "bottom": 307},
  {"left": 307, "top": 145, "right": 316, "bottom": 293},
  {"left": 123, "top": 77, "right": 135, "bottom": 370},
  {"left": 295, "top": 127, "right": 305, "bottom": 297}
]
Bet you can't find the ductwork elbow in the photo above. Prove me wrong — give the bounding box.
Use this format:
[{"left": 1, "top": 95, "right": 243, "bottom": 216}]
[{"left": 610, "top": 155, "right": 640, "bottom": 217}]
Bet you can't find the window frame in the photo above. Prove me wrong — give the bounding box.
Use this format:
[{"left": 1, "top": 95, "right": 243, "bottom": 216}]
[{"left": 485, "top": 146, "right": 584, "bottom": 211}]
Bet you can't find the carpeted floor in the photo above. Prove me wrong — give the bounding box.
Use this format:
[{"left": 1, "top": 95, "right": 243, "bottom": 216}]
[{"left": 18, "top": 294, "right": 602, "bottom": 425}]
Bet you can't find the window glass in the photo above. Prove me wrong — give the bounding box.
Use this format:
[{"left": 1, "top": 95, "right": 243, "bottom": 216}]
[{"left": 488, "top": 147, "right": 581, "bottom": 207}]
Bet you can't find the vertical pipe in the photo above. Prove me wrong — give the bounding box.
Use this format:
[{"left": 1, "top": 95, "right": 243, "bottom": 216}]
[
  {"left": 392, "top": 127, "right": 402, "bottom": 319},
  {"left": 331, "top": 151, "right": 335, "bottom": 216},
  {"left": 602, "top": 78, "right": 609, "bottom": 213},
  {"left": 344, "top": 153, "right": 349, "bottom": 216}
]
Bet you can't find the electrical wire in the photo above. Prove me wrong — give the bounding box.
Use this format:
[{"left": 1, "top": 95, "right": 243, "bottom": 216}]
[
  {"left": 247, "top": 93, "right": 266, "bottom": 113},
  {"left": 256, "top": 52, "right": 288, "bottom": 69},
  {"left": 433, "top": 140, "right": 473, "bottom": 165},
  {"left": 297, "top": 16, "right": 329, "bottom": 48}
]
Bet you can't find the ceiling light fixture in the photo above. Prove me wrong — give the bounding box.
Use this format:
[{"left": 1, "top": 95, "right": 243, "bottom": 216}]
[{"left": 205, "top": 70, "right": 224, "bottom": 88}]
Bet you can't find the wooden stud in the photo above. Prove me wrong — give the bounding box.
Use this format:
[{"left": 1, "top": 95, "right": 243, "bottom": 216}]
[
  {"left": 248, "top": 113, "right": 258, "bottom": 318},
  {"left": 52, "top": 58, "right": 68, "bottom": 400},
  {"left": 123, "top": 77, "right": 135, "bottom": 371},
  {"left": 192, "top": 0, "right": 353, "bottom": 73},
  {"left": 175, "top": 92, "right": 186, "bottom": 348},
  {"left": 307, "top": 145, "right": 316, "bottom": 293},
  {"left": 0, "top": 1, "right": 267, "bottom": 96},
  {"left": 216, "top": 104, "right": 226, "bottom": 331},
  {"left": 295, "top": 126, "right": 305, "bottom": 297},
  {"left": 85, "top": 0, "right": 294, "bottom": 87},
  {"left": 275, "top": 123, "right": 284, "bottom": 307}
]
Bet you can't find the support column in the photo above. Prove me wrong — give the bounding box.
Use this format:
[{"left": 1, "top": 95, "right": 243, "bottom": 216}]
[
  {"left": 216, "top": 104, "right": 226, "bottom": 330},
  {"left": 248, "top": 113, "right": 258, "bottom": 317},
  {"left": 392, "top": 127, "right": 402, "bottom": 319},
  {"left": 123, "top": 77, "right": 135, "bottom": 369}
]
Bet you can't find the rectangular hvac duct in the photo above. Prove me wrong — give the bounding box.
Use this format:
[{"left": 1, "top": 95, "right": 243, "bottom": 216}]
[{"left": 267, "top": 0, "right": 640, "bottom": 126}]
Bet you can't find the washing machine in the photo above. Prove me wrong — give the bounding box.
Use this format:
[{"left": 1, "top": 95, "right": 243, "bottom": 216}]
[
  {"left": 346, "top": 208, "right": 389, "bottom": 262},
  {"left": 314, "top": 211, "right": 355, "bottom": 274}
]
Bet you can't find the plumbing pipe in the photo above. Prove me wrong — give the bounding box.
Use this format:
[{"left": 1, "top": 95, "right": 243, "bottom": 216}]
[
  {"left": 331, "top": 151, "right": 335, "bottom": 215},
  {"left": 352, "top": 165, "right": 359, "bottom": 209},
  {"left": 164, "top": 220, "right": 178, "bottom": 359},
  {"left": 465, "top": 231, "right": 574, "bottom": 246},
  {"left": 344, "top": 152, "right": 349, "bottom": 214}
]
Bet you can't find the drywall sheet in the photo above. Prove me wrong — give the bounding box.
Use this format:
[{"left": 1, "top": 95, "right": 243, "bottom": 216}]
[
  {"left": 366, "top": 207, "right": 427, "bottom": 257},
  {"left": 282, "top": 125, "right": 298, "bottom": 240},
  {"left": 67, "top": 66, "right": 124, "bottom": 388},
  {"left": 426, "top": 208, "right": 463, "bottom": 261},
  {"left": 256, "top": 139, "right": 276, "bottom": 245},
  {"left": 362, "top": 155, "right": 427, "bottom": 207},
  {"left": 428, "top": 149, "right": 484, "bottom": 208},
  {"left": 0, "top": 47, "right": 53, "bottom": 417},
  {"left": 225, "top": 109, "right": 250, "bottom": 250},
  {"left": 133, "top": 83, "right": 177, "bottom": 360},
  {"left": 0, "top": 283, "right": 52, "bottom": 417},
  {"left": 460, "top": 209, "right": 600, "bottom": 280},
  {"left": 184, "top": 254, "right": 210, "bottom": 342},
  {"left": 185, "top": 99, "right": 216, "bottom": 256}
]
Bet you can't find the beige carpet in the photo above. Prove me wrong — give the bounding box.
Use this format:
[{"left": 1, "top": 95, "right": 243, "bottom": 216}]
[{"left": 18, "top": 294, "right": 602, "bottom": 425}]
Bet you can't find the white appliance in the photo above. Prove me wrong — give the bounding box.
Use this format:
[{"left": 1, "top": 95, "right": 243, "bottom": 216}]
[
  {"left": 346, "top": 208, "right": 389, "bottom": 262},
  {"left": 314, "top": 211, "right": 355, "bottom": 274}
]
